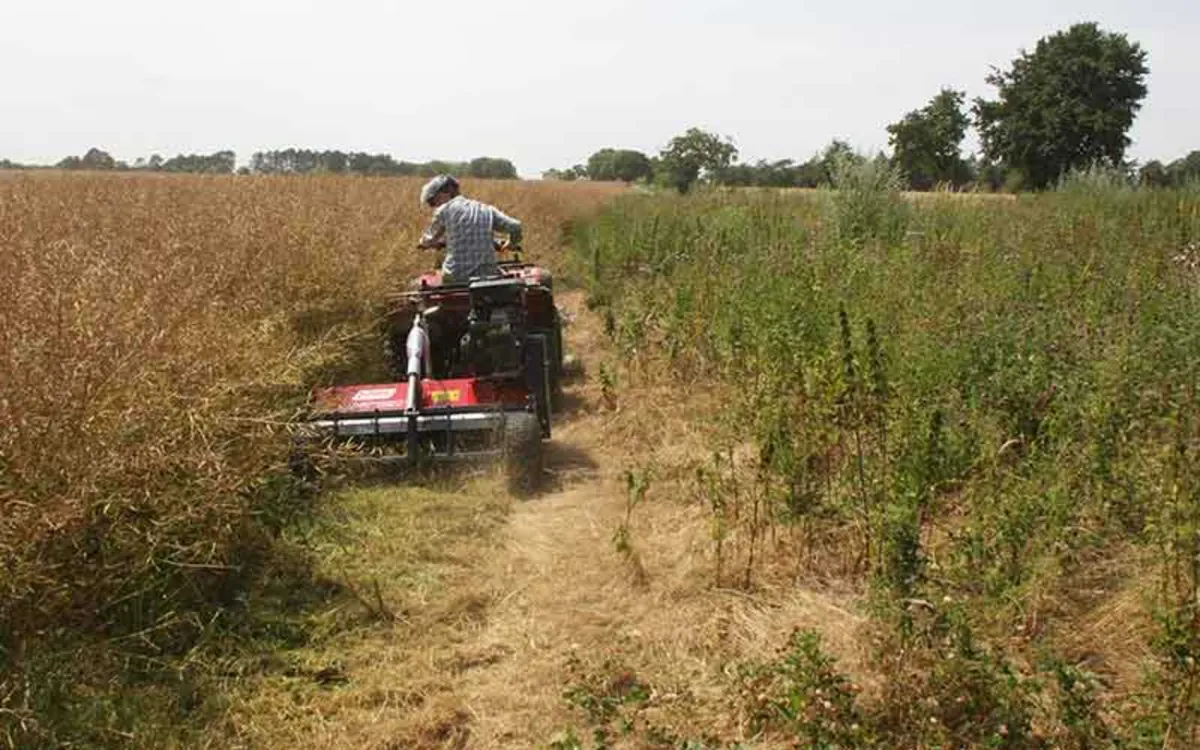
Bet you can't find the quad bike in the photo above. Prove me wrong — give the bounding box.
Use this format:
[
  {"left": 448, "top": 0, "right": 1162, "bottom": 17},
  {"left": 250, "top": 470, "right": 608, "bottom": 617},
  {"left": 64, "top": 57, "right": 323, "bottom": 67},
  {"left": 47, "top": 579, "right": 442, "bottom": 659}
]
[
  {"left": 394, "top": 242, "right": 565, "bottom": 404},
  {"left": 292, "top": 242, "right": 562, "bottom": 496}
]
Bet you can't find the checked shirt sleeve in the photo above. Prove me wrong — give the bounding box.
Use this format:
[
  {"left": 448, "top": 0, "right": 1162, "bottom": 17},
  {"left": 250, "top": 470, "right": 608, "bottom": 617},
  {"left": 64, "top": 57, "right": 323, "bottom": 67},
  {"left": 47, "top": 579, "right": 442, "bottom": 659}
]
[
  {"left": 490, "top": 206, "right": 523, "bottom": 244},
  {"left": 419, "top": 206, "right": 447, "bottom": 248}
]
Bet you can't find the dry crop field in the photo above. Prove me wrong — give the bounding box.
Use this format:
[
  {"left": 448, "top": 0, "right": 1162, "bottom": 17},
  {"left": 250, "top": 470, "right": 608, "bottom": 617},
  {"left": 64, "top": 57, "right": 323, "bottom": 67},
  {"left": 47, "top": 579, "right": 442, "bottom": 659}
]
[{"left": 0, "top": 172, "right": 623, "bottom": 746}]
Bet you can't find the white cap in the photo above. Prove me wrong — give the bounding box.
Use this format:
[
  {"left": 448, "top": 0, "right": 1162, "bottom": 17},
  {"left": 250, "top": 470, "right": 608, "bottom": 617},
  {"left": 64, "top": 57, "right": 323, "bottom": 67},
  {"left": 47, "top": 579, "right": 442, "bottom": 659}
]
[{"left": 420, "top": 174, "right": 458, "bottom": 206}]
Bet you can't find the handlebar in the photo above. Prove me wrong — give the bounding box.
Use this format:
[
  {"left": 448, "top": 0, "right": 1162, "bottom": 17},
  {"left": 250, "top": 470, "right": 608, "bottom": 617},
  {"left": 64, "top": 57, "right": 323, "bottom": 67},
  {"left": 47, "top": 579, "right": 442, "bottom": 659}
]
[
  {"left": 417, "top": 239, "right": 521, "bottom": 254},
  {"left": 413, "top": 238, "right": 526, "bottom": 280}
]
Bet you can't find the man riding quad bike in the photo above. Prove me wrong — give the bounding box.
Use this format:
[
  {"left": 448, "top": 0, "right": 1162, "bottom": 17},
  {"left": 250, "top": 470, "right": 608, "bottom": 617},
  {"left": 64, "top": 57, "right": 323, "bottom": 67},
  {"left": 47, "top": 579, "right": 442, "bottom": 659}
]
[
  {"left": 291, "top": 177, "right": 564, "bottom": 496},
  {"left": 415, "top": 174, "right": 523, "bottom": 287}
]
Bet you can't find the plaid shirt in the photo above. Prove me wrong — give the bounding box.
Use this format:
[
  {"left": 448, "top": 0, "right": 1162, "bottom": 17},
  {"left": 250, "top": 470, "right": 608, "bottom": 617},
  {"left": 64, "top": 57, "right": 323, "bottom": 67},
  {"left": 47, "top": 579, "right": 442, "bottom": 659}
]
[{"left": 419, "top": 195, "right": 523, "bottom": 279}]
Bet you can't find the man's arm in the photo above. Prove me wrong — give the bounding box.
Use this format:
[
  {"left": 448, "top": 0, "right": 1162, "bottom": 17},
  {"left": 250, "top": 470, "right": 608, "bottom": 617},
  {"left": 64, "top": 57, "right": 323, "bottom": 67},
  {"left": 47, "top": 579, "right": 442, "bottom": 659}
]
[
  {"left": 490, "top": 206, "right": 523, "bottom": 245},
  {"left": 417, "top": 208, "right": 446, "bottom": 249}
]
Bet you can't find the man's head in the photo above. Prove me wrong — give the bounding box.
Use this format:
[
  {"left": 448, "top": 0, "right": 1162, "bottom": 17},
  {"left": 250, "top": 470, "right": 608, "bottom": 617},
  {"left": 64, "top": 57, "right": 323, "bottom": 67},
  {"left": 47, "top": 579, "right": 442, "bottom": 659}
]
[{"left": 420, "top": 174, "right": 460, "bottom": 208}]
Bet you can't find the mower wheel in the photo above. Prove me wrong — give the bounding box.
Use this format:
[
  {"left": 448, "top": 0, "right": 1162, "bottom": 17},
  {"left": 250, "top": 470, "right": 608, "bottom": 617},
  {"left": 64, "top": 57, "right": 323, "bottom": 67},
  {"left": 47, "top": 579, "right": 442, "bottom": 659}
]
[{"left": 503, "top": 411, "right": 544, "bottom": 497}]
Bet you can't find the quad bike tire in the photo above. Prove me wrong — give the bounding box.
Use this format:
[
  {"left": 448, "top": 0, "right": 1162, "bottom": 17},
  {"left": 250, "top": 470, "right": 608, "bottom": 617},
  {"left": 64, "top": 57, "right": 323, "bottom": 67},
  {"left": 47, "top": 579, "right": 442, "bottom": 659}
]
[
  {"left": 524, "top": 334, "right": 553, "bottom": 437},
  {"left": 550, "top": 316, "right": 566, "bottom": 412},
  {"left": 503, "top": 411, "right": 543, "bottom": 498}
]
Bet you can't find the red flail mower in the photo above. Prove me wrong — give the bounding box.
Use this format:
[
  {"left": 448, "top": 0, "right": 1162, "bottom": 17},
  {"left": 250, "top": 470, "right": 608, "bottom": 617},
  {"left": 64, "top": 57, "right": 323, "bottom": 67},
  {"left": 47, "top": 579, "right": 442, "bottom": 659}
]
[{"left": 292, "top": 251, "right": 563, "bottom": 496}]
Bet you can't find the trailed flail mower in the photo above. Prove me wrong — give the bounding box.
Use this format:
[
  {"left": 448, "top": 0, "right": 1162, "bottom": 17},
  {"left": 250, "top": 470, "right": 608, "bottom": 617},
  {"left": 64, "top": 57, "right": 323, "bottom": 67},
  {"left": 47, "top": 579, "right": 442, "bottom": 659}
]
[{"left": 294, "top": 246, "right": 562, "bottom": 496}]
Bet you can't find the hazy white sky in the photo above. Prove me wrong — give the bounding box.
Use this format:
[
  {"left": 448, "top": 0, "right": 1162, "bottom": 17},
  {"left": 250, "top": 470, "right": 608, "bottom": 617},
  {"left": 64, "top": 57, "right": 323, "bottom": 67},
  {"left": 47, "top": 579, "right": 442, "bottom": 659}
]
[{"left": 1, "top": 0, "right": 1196, "bottom": 176}]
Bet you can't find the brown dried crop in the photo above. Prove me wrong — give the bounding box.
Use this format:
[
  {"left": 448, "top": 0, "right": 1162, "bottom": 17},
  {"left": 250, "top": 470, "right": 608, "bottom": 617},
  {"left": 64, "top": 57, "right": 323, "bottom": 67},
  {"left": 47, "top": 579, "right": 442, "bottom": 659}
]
[{"left": 0, "top": 172, "right": 623, "bottom": 650}]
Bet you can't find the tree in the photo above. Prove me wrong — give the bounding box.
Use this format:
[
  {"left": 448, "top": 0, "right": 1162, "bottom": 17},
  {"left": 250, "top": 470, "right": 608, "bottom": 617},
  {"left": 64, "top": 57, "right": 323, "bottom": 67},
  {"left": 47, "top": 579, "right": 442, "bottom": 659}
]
[
  {"left": 887, "top": 88, "right": 971, "bottom": 190},
  {"left": 211, "top": 150, "right": 236, "bottom": 173},
  {"left": 543, "top": 164, "right": 587, "bottom": 181},
  {"left": 1166, "top": 151, "right": 1200, "bottom": 186},
  {"left": 56, "top": 148, "right": 115, "bottom": 170},
  {"left": 80, "top": 147, "right": 116, "bottom": 170},
  {"left": 467, "top": 157, "right": 518, "bottom": 179},
  {"left": 816, "top": 140, "right": 863, "bottom": 185},
  {"left": 793, "top": 157, "right": 825, "bottom": 188},
  {"left": 159, "top": 150, "right": 236, "bottom": 174},
  {"left": 974, "top": 22, "right": 1149, "bottom": 190},
  {"left": 428, "top": 160, "right": 468, "bottom": 177},
  {"left": 585, "top": 148, "right": 653, "bottom": 183},
  {"left": 713, "top": 158, "right": 819, "bottom": 189},
  {"left": 1139, "top": 160, "right": 1169, "bottom": 187},
  {"left": 658, "top": 128, "right": 738, "bottom": 193},
  {"left": 320, "top": 151, "right": 348, "bottom": 174}
]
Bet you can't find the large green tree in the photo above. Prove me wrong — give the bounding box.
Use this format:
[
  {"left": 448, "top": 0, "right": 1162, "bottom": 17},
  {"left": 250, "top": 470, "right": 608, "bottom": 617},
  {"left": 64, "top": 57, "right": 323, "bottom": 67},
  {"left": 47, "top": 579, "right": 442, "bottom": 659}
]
[
  {"left": 974, "top": 22, "right": 1149, "bottom": 190},
  {"left": 887, "top": 88, "right": 971, "bottom": 190},
  {"left": 658, "top": 128, "right": 738, "bottom": 193},
  {"left": 585, "top": 148, "right": 653, "bottom": 183}
]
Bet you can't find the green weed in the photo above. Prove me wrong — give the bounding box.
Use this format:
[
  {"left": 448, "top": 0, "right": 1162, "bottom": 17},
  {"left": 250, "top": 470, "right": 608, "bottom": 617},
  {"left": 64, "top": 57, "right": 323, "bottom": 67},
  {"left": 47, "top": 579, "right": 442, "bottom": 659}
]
[{"left": 573, "top": 183, "right": 1200, "bottom": 741}]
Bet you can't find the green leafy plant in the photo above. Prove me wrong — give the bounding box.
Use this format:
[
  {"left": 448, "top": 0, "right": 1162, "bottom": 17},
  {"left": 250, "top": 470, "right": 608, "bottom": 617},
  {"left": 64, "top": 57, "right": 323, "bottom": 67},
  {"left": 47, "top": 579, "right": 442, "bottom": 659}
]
[{"left": 738, "top": 629, "right": 872, "bottom": 748}]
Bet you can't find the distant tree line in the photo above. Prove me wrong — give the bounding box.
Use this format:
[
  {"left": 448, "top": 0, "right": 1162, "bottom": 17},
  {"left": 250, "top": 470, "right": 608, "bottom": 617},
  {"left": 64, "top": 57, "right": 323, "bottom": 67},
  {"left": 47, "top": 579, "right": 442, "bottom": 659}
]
[
  {"left": 545, "top": 136, "right": 897, "bottom": 192},
  {"left": 43, "top": 148, "right": 237, "bottom": 173},
  {"left": 0, "top": 148, "right": 519, "bottom": 179},
  {"left": 1137, "top": 152, "right": 1200, "bottom": 188},
  {"left": 246, "top": 150, "right": 516, "bottom": 178},
  {"left": 543, "top": 22, "right": 1193, "bottom": 194}
]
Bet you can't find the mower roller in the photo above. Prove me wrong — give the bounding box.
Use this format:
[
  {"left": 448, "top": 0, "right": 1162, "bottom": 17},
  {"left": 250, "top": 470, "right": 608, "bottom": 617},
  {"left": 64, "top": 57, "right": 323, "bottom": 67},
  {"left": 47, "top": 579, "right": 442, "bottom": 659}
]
[{"left": 293, "top": 246, "right": 563, "bottom": 496}]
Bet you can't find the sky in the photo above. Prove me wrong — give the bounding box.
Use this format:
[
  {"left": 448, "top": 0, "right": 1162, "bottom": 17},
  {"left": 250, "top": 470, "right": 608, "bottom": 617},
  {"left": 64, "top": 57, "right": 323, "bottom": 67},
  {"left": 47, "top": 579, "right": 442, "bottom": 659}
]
[{"left": 1, "top": 0, "right": 1196, "bottom": 177}]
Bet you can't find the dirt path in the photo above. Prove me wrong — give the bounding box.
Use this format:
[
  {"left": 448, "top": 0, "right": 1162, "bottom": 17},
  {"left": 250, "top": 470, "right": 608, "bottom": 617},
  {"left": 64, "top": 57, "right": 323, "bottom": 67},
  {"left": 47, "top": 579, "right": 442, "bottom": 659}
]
[
  {"left": 448, "top": 290, "right": 640, "bottom": 744},
  {"left": 419, "top": 290, "right": 867, "bottom": 747}
]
